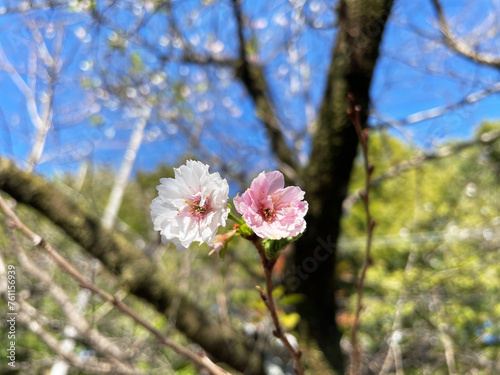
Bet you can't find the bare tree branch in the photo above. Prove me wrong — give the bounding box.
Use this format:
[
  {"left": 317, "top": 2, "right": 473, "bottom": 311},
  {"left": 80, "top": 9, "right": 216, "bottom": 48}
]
[
  {"left": 0, "top": 247, "right": 8, "bottom": 296},
  {"left": 430, "top": 288, "right": 457, "bottom": 375},
  {"left": 87, "top": 3, "right": 237, "bottom": 68},
  {"left": 348, "top": 96, "right": 376, "bottom": 375},
  {"left": 102, "top": 104, "right": 151, "bottom": 229},
  {"left": 1, "top": 244, "right": 136, "bottom": 374},
  {"left": 51, "top": 103, "right": 151, "bottom": 375},
  {"left": 24, "top": 19, "right": 56, "bottom": 69},
  {"left": 0, "top": 45, "right": 44, "bottom": 128},
  {"left": 430, "top": 0, "right": 500, "bottom": 69},
  {"left": 16, "top": 299, "right": 139, "bottom": 375},
  {"left": 464, "top": 350, "right": 500, "bottom": 373},
  {"left": 343, "top": 128, "right": 500, "bottom": 211},
  {"left": 4, "top": 221, "right": 141, "bottom": 373},
  {"left": 373, "top": 81, "right": 500, "bottom": 128},
  {"left": 0, "top": 1, "right": 68, "bottom": 14},
  {"left": 230, "top": 0, "right": 299, "bottom": 182},
  {"left": 0, "top": 29, "right": 55, "bottom": 172},
  {"left": 379, "top": 250, "right": 418, "bottom": 375}
]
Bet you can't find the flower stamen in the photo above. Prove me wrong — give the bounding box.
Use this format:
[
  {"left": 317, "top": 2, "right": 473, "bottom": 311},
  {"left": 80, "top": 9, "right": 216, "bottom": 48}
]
[{"left": 185, "top": 199, "right": 209, "bottom": 217}]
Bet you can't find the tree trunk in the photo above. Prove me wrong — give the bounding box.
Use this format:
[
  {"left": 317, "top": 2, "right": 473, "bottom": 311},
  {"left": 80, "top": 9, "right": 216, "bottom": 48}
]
[{"left": 290, "top": 1, "right": 395, "bottom": 373}]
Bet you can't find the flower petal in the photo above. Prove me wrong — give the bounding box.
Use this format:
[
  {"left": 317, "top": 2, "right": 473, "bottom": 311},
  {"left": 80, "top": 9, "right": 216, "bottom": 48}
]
[
  {"left": 235, "top": 170, "right": 308, "bottom": 240},
  {"left": 150, "top": 160, "right": 229, "bottom": 251}
]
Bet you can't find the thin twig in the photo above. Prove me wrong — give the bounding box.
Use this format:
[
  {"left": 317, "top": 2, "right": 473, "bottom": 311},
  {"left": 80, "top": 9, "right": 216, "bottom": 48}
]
[
  {"left": 0, "top": 1, "right": 68, "bottom": 14},
  {"left": 102, "top": 104, "right": 151, "bottom": 229},
  {"left": 5, "top": 223, "right": 142, "bottom": 373},
  {"left": 373, "top": 82, "right": 500, "bottom": 129},
  {"left": 343, "top": 128, "right": 500, "bottom": 212},
  {"left": 348, "top": 94, "right": 376, "bottom": 375},
  {"left": 250, "top": 236, "right": 305, "bottom": 375},
  {"left": 430, "top": 0, "right": 500, "bottom": 69},
  {"left": 230, "top": 0, "right": 300, "bottom": 183},
  {"left": 16, "top": 298, "right": 136, "bottom": 375},
  {"left": 379, "top": 252, "right": 417, "bottom": 375},
  {"left": 0, "top": 43, "right": 54, "bottom": 172},
  {"left": 431, "top": 288, "right": 457, "bottom": 375},
  {"left": 0, "top": 196, "right": 232, "bottom": 375}
]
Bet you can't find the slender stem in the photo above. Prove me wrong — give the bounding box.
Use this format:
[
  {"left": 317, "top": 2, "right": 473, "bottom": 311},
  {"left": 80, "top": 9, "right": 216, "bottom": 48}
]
[
  {"left": 431, "top": 288, "right": 457, "bottom": 375},
  {"left": 348, "top": 94, "right": 376, "bottom": 375},
  {"left": 0, "top": 196, "right": 232, "bottom": 375},
  {"left": 228, "top": 211, "right": 244, "bottom": 225},
  {"left": 250, "top": 236, "right": 305, "bottom": 375}
]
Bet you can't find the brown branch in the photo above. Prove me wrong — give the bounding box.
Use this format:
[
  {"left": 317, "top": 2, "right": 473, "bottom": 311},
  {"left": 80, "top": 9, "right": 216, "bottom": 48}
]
[
  {"left": 230, "top": 0, "right": 299, "bottom": 180},
  {"left": 0, "top": 158, "right": 264, "bottom": 375},
  {"left": 4, "top": 222, "right": 140, "bottom": 373},
  {"left": 0, "top": 0, "right": 68, "bottom": 14},
  {"left": 1, "top": 246, "right": 134, "bottom": 374},
  {"left": 16, "top": 301, "right": 131, "bottom": 375},
  {"left": 343, "top": 128, "right": 500, "bottom": 211},
  {"left": 0, "top": 195, "right": 233, "bottom": 375},
  {"left": 155, "top": 1, "right": 237, "bottom": 68},
  {"left": 250, "top": 236, "right": 305, "bottom": 375},
  {"left": 378, "top": 246, "right": 418, "bottom": 375},
  {"left": 430, "top": 288, "right": 457, "bottom": 375},
  {"left": 88, "top": 1, "right": 237, "bottom": 69},
  {"left": 464, "top": 349, "right": 500, "bottom": 373},
  {"left": 348, "top": 94, "right": 376, "bottom": 375},
  {"left": 374, "top": 81, "right": 500, "bottom": 128},
  {"left": 430, "top": 0, "right": 500, "bottom": 69}
]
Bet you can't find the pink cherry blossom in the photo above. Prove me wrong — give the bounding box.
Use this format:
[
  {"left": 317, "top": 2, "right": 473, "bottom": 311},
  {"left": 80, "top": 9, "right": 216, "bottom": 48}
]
[{"left": 234, "top": 171, "right": 308, "bottom": 239}]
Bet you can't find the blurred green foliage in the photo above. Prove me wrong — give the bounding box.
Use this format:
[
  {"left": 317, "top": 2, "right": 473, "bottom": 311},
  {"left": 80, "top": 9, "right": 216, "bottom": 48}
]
[{"left": 339, "top": 123, "right": 500, "bottom": 373}]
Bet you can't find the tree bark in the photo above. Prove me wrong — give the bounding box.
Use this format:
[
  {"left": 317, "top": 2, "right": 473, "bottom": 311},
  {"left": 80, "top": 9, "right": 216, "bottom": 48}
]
[
  {"left": 290, "top": 1, "right": 395, "bottom": 373},
  {"left": 0, "top": 158, "right": 264, "bottom": 375}
]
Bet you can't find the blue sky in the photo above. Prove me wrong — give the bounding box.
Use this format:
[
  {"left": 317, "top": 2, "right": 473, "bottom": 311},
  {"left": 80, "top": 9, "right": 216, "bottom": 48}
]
[{"left": 0, "top": 0, "right": 499, "bottom": 183}]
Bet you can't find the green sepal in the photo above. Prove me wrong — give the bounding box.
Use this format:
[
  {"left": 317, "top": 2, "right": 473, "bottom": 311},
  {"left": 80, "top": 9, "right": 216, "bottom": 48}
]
[
  {"left": 262, "top": 234, "right": 302, "bottom": 260},
  {"left": 218, "top": 244, "right": 228, "bottom": 259},
  {"left": 262, "top": 238, "right": 285, "bottom": 259},
  {"left": 238, "top": 223, "right": 254, "bottom": 238}
]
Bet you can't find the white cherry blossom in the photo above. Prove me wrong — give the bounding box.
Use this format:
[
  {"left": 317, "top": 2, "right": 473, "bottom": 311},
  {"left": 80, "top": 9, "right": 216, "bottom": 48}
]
[{"left": 150, "top": 160, "right": 229, "bottom": 251}]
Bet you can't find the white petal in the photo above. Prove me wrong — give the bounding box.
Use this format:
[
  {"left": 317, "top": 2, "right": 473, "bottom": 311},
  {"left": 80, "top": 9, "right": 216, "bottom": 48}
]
[{"left": 150, "top": 160, "right": 229, "bottom": 250}]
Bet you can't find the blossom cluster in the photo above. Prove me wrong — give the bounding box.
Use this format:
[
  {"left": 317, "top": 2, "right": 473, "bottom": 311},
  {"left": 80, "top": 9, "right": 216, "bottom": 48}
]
[{"left": 150, "top": 160, "right": 308, "bottom": 254}]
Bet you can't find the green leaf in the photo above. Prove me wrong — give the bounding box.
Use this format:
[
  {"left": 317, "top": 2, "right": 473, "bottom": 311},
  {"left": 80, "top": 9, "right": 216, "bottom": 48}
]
[
  {"left": 280, "top": 312, "right": 301, "bottom": 330},
  {"left": 280, "top": 293, "right": 306, "bottom": 306},
  {"left": 218, "top": 244, "right": 228, "bottom": 259}
]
